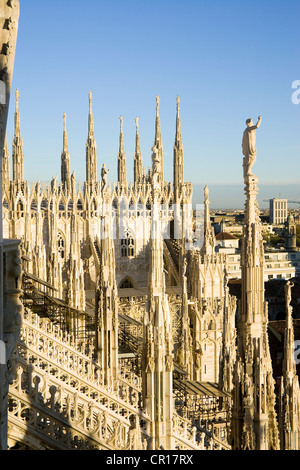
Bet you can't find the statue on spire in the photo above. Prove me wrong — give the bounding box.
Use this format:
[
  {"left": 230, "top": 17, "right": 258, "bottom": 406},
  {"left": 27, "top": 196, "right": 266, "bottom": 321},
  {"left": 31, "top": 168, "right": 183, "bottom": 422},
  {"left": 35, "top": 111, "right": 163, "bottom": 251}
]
[
  {"left": 204, "top": 184, "right": 209, "bottom": 203},
  {"left": 15, "top": 88, "right": 19, "bottom": 106},
  {"left": 284, "top": 280, "right": 294, "bottom": 313},
  {"left": 151, "top": 144, "right": 160, "bottom": 187},
  {"left": 156, "top": 95, "right": 160, "bottom": 114},
  {"left": 242, "top": 115, "right": 261, "bottom": 178},
  {"left": 101, "top": 163, "right": 109, "bottom": 193}
]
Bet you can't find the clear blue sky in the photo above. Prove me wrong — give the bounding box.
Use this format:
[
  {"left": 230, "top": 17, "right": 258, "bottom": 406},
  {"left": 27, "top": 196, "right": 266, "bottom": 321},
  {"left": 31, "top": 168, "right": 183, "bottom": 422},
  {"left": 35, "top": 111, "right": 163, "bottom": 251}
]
[{"left": 6, "top": 0, "right": 300, "bottom": 208}]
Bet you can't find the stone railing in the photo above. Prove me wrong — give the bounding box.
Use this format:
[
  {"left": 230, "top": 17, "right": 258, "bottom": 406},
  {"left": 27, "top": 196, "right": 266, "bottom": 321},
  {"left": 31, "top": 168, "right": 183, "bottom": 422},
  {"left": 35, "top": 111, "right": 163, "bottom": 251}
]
[
  {"left": 7, "top": 306, "right": 152, "bottom": 449},
  {"left": 172, "top": 413, "right": 204, "bottom": 450},
  {"left": 18, "top": 308, "right": 150, "bottom": 424},
  {"left": 8, "top": 360, "right": 141, "bottom": 450},
  {"left": 172, "top": 412, "right": 231, "bottom": 450}
]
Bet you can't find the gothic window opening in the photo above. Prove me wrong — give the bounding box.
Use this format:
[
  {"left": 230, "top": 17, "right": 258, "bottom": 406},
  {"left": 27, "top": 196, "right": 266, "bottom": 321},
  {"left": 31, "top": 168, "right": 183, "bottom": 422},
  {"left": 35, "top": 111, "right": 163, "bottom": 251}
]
[
  {"left": 91, "top": 199, "right": 97, "bottom": 211},
  {"left": 77, "top": 199, "right": 83, "bottom": 210},
  {"left": 16, "top": 200, "right": 24, "bottom": 215},
  {"left": 119, "top": 278, "right": 134, "bottom": 289},
  {"left": 57, "top": 231, "right": 65, "bottom": 259},
  {"left": 30, "top": 199, "right": 37, "bottom": 211},
  {"left": 59, "top": 200, "right": 65, "bottom": 211},
  {"left": 120, "top": 231, "right": 135, "bottom": 257},
  {"left": 41, "top": 199, "right": 47, "bottom": 211}
]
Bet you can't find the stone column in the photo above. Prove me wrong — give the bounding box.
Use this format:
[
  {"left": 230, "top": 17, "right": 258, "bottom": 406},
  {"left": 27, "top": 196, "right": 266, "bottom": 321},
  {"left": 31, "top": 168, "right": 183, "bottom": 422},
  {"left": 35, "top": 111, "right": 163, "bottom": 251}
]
[
  {"left": 0, "top": 0, "right": 20, "bottom": 451},
  {"left": 1, "top": 240, "right": 23, "bottom": 450}
]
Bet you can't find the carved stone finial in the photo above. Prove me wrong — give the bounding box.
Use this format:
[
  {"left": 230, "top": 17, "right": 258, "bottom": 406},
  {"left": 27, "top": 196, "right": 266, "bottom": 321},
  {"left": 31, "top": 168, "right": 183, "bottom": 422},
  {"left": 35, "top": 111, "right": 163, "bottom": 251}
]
[
  {"left": 15, "top": 88, "right": 19, "bottom": 104},
  {"left": 135, "top": 116, "right": 139, "bottom": 129},
  {"left": 204, "top": 184, "right": 209, "bottom": 202},
  {"left": 156, "top": 95, "right": 160, "bottom": 113}
]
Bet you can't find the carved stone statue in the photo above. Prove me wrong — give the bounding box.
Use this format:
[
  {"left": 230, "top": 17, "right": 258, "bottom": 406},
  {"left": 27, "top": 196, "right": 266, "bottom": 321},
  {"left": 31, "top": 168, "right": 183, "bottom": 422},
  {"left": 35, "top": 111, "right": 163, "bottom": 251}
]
[
  {"left": 242, "top": 115, "right": 261, "bottom": 178},
  {"left": 71, "top": 171, "right": 76, "bottom": 193},
  {"left": 101, "top": 163, "right": 109, "bottom": 193},
  {"left": 204, "top": 184, "right": 209, "bottom": 203},
  {"left": 151, "top": 145, "right": 160, "bottom": 186},
  {"left": 284, "top": 280, "right": 294, "bottom": 312}
]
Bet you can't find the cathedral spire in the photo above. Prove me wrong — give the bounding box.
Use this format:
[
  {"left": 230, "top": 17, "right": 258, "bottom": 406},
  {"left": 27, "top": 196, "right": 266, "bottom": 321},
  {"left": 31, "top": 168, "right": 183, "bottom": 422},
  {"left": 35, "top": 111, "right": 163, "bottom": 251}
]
[
  {"left": 201, "top": 184, "right": 215, "bottom": 255},
  {"left": 173, "top": 95, "right": 184, "bottom": 201},
  {"left": 155, "top": 95, "right": 162, "bottom": 144},
  {"left": 279, "top": 280, "right": 300, "bottom": 450},
  {"left": 153, "top": 95, "right": 163, "bottom": 182},
  {"left": 232, "top": 117, "right": 279, "bottom": 450},
  {"left": 95, "top": 222, "right": 119, "bottom": 385},
  {"left": 86, "top": 91, "right": 97, "bottom": 186},
  {"left": 134, "top": 117, "right": 143, "bottom": 187},
  {"left": 142, "top": 187, "right": 173, "bottom": 450},
  {"left": 283, "top": 281, "right": 296, "bottom": 380},
  {"left": 175, "top": 95, "right": 182, "bottom": 144},
  {"left": 61, "top": 112, "right": 71, "bottom": 192},
  {"left": 88, "top": 90, "right": 94, "bottom": 137},
  {"left": 117, "top": 115, "right": 127, "bottom": 189},
  {"left": 2, "top": 134, "right": 10, "bottom": 191},
  {"left": 12, "top": 88, "right": 24, "bottom": 183}
]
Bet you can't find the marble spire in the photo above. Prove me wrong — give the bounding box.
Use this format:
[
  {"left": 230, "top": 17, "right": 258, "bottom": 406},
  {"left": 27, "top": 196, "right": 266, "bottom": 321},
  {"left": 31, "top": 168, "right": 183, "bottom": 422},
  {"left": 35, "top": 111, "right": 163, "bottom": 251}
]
[
  {"left": 86, "top": 91, "right": 97, "bottom": 186},
  {"left": 232, "top": 116, "right": 279, "bottom": 450},
  {"left": 153, "top": 95, "right": 163, "bottom": 183},
  {"left": 134, "top": 117, "right": 143, "bottom": 187},
  {"left": 61, "top": 112, "right": 71, "bottom": 192},
  {"left": 173, "top": 95, "right": 184, "bottom": 202},
  {"left": 118, "top": 115, "right": 127, "bottom": 189},
  {"left": 12, "top": 88, "right": 24, "bottom": 183}
]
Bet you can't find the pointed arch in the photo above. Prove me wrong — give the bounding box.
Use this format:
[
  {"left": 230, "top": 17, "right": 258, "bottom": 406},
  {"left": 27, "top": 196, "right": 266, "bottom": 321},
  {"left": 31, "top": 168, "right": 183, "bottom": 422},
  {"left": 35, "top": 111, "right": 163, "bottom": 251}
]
[
  {"left": 77, "top": 199, "right": 83, "bottom": 210},
  {"left": 120, "top": 229, "right": 135, "bottom": 257},
  {"left": 119, "top": 277, "right": 135, "bottom": 289},
  {"left": 41, "top": 199, "right": 48, "bottom": 211},
  {"left": 57, "top": 230, "right": 65, "bottom": 259},
  {"left": 30, "top": 199, "right": 37, "bottom": 211},
  {"left": 91, "top": 198, "right": 97, "bottom": 211}
]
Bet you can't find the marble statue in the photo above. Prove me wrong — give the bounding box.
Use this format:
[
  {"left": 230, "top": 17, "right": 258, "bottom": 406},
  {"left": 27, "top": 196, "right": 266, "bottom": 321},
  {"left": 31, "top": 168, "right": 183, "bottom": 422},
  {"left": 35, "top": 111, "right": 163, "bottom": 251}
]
[
  {"left": 101, "top": 163, "right": 109, "bottom": 192},
  {"left": 151, "top": 145, "right": 160, "bottom": 184},
  {"left": 284, "top": 280, "right": 294, "bottom": 312},
  {"left": 242, "top": 115, "right": 261, "bottom": 178}
]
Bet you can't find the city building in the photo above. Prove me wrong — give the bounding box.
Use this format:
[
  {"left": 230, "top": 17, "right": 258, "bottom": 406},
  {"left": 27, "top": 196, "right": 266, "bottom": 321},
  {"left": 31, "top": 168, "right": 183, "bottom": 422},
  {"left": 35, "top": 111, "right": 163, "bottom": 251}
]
[{"left": 270, "top": 198, "right": 288, "bottom": 225}]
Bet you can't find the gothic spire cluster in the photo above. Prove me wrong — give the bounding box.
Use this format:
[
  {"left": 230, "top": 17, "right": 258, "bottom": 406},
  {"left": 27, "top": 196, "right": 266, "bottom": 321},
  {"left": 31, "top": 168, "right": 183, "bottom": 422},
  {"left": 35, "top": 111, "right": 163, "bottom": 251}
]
[{"left": 2, "top": 89, "right": 299, "bottom": 452}]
